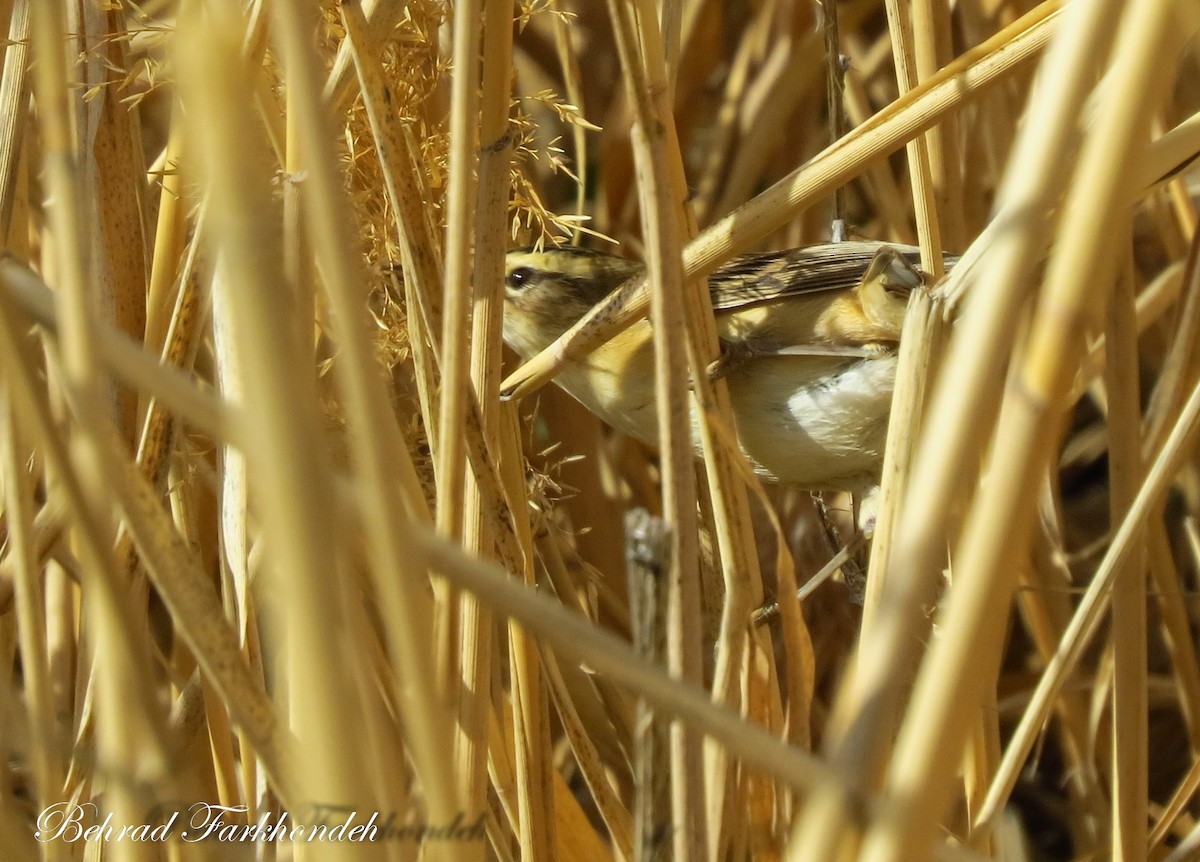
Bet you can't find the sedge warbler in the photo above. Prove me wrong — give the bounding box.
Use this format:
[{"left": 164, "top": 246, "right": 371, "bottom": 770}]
[{"left": 502, "top": 241, "right": 941, "bottom": 493}]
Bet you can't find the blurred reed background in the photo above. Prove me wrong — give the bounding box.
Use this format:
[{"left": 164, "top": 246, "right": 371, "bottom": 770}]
[{"left": 1, "top": 0, "right": 1200, "bottom": 860}]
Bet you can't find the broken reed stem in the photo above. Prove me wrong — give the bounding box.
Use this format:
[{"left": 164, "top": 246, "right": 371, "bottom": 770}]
[{"left": 627, "top": 509, "right": 673, "bottom": 862}]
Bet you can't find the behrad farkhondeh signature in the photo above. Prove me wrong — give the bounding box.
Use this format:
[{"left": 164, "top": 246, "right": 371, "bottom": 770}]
[{"left": 35, "top": 802, "right": 486, "bottom": 844}]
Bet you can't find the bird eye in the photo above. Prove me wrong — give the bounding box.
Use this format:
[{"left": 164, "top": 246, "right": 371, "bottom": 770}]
[{"left": 506, "top": 266, "right": 535, "bottom": 290}]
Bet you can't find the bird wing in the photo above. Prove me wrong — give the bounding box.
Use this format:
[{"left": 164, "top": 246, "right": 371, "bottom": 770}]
[{"left": 707, "top": 241, "right": 945, "bottom": 312}]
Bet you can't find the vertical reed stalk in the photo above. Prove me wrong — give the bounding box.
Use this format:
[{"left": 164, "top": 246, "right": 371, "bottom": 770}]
[
  {"left": 1105, "top": 245, "right": 1147, "bottom": 860},
  {"left": 606, "top": 1, "right": 704, "bottom": 856}
]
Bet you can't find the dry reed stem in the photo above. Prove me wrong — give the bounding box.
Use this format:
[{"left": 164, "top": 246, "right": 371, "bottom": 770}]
[
  {"left": 209, "top": 176, "right": 261, "bottom": 855},
  {"left": 1151, "top": 743, "right": 1200, "bottom": 851},
  {"left": 859, "top": 287, "right": 942, "bottom": 639},
  {"left": 1104, "top": 242, "right": 1148, "bottom": 860},
  {"left": 176, "top": 0, "right": 370, "bottom": 834},
  {"left": 436, "top": 1, "right": 490, "bottom": 844},
  {"left": 550, "top": 7, "right": 588, "bottom": 240},
  {"left": 537, "top": 523, "right": 638, "bottom": 745},
  {"left": 611, "top": 7, "right": 795, "bottom": 857},
  {"left": 127, "top": 233, "right": 206, "bottom": 513},
  {"left": 436, "top": 0, "right": 481, "bottom": 541},
  {"left": 1147, "top": 234, "right": 1200, "bottom": 456},
  {"left": 627, "top": 508, "right": 671, "bottom": 862},
  {"left": 1146, "top": 316, "right": 1200, "bottom": 740},
  {"left": 1074, "top": 260, "right": 1186, "bottom": 400},
  {"left": 472, "top": 3, "right": 554, "bottom": 858},
  {"left": 41, "top": 333, "right": 299, "bottom": 804},
  {"left": 884, "top": 0, "right": 945, "bottom": 277},
  {"left": 0, "top": 0, "right": 29, "bottom": 238},
  {"left": 688, "top": 1, "right": 772, "bottom": 229},
  {"left": 81, "top": 6, "right": 148, "bottom": 438},
  {"left": 803, "top": 7, "right": 1108, "bottom": 848},
  {"left": 324, "top": 0, "right": 402, "bottom": 113},
  {"left": 643, "top": 3, "right": 811, "bottom": 854},
  {"left": 606, "top": 2, "right": 704, "bottom": 856},
  {"left": 467, "top": 9, "right": 513, "bottom": 839},
  {"left": 711, "top": 27, "right": 824, "bottom": 222},
  {"left": 1144, "top": 521, "right": 1200, "bottom": 751},
  {"left": 818, "top": 0, "right": 846, "bottom": 230},
  {"left": 1020, "top": 524, "right": 1109, "bottom": 844},
  {"left": 911, "top": 0, "right": 963, "bottom": 249},
  {"left": 143, "top": 117, "right": 184, "bottom": 356},
  {"left": 1137, "top": 110, "right": 1200, "bottom": 192},
  {"left": 542, "top": 651, "right": 633, "bottom": 858},
  {"left": 282, "top": 79, "right": 314, "bottom": 371},
  {"left": 842, "top": 64, "right": 913, "bottom": 242},
  {"left": 854, "top": 0, "right": 952, "bottom": 718},
  {"left": 490, "top": 698, "right": 613, "bottom": 860}
]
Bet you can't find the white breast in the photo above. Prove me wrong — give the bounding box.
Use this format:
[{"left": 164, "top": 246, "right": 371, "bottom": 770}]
[
  {"left": 519, "top": 336, "right": 896, "bottom": 492},
  {"left": 726, "top": 354, "right": 897, "bottom": 490}
]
